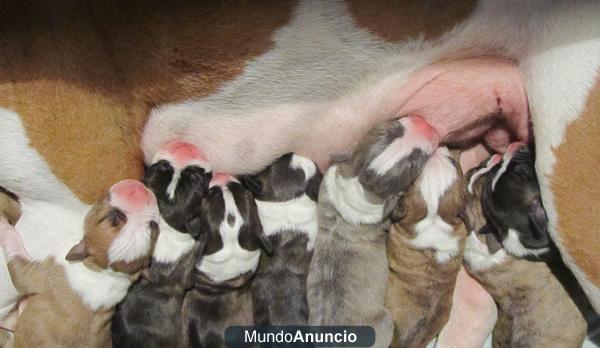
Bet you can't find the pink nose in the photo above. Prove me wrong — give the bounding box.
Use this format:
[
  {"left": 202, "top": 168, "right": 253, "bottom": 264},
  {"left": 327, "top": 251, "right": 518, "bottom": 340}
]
[
  {"left": 110, "top": 179, "right": 157, "bottom": 212},
  {"left": 209, "top": 172, "right": 236, "bottom": 188},
  {"left": 404, "top": 115, "right": 440, "bottom": 148},
  {"left": 163, "top": 141, "right": 208, "bottom": 168}
]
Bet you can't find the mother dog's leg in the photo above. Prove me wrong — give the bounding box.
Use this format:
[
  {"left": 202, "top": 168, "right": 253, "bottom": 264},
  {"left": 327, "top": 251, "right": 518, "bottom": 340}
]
[{"left": 519, "top": 1, "right": 600, "bottom": 311}]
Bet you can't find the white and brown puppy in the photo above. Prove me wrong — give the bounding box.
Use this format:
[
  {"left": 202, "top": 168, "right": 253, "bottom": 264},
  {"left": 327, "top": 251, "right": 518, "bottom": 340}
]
[
  {"left": 385, "top": 146, "right": 466, "bottom": 348},
  {"left": 241, "top": 152, "right": 321, "bottom": 326},
  {"left": 463, "top": 163, "right": 592, "bottom": 348},
  {"left": 112, "top": 141, "right": 212, "bottom": 348},
  {"left": 182, "top": 174, "right": 272, "bottom": 348},
  {"left": 0, "top": 180, "right": 159, "bottom": 348},
  {"left": 307, "top": 116, "right": 439, "bottom": 348}
]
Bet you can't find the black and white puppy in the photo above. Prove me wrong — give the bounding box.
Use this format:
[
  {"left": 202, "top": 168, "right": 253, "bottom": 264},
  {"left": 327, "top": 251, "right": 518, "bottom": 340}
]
[
  {"left": 112, "top": 142, "right": 212, "bottom": 348},
  {"left": 182, "top": 174, "right": 272, "bottom": 348},
  {"left": 241, "top": 153, "right": 321, "bottom": 326},
  {"left": 481, "top": 143, "right": 550, "bottom": 257}
]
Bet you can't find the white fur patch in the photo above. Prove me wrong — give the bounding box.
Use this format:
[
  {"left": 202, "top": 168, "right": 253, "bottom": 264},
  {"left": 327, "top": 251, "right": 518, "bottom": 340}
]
[
  {"left": 502, "top": 228, "right": 549, "bottom": 258},
  {"left": 408, "top": 147, "right": 460, "bottom": 263},
  {"left": 491, "top": 151, "right": 513, "bottom": 191},
  {"left": 467, "top": 154, "right": 501, "bottom": 194},
  {"left": 196, "top": 187, "right": 260, "bottom": 283},
  {"left": 324, "top": 165, "right": 384, "bottom": 225},
  {"left": 367, "top": 118, "right": 436, "bottom": 176},
  {"left": 107, "top": 218, "right": 155, "bottom": 264},
  {"left": 256, "top": 194, "right": 318, "bottom": 250},
  {"left": 62, "top": 259, "right": 133, "bottom": 310},
  {"left": 166, "top": 168, "right": 181, "bottom": 201},
  {"left": 290, "top": 154, "right": 318, "bottom": 181},
  {"left": 152, "top": 217, "right": 196, "bottom": 264},
  {"left": 464, "top": 232, "right": 508, "bottom": 272}
]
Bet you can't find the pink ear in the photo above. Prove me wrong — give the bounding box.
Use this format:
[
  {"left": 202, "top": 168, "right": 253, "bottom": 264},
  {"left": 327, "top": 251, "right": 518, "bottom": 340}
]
[{"left": 65, "top": 240, "right": 88, "bottom": 261}]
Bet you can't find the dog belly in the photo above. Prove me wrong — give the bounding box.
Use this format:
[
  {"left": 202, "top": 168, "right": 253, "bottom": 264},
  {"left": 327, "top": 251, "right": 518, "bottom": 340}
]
[{"left": 143, "top": 57, "right": 527, "bottom": 173}]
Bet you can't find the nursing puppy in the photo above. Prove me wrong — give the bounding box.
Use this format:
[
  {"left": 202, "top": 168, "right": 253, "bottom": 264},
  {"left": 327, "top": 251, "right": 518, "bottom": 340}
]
[
  {"left": 0, "top": 180, "right": 159, "bottom": 348},
  {"left": 242, "top": 153, "right": 321, "bottom": 326},
  {"left": 385, "top": 146, "right": 466, "bottom": 348},
  {"left": 182, "top": 174, "right": 272, "bottom": 347},
  {"left": 112, "top": 141, "right": 212, "bottom": 348},
  {"left": 463, "top": 162, "right": 589, "bottom": 348},
  {"left": 481, "top": 143, "right": 550, "bottom": 257},
  {"left": 307, "top": 116, "right": 439, "bottom": 348}
]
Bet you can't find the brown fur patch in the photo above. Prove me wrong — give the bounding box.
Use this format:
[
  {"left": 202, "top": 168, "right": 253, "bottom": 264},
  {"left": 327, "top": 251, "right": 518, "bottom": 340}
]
[
  {"left": 346, "top": 0, "right": 477, "bottom": 42},
  {"left": 0, "top": 0, "right": 295, "bottom": 203},
  {"left": 552, "top": 78, "right": 600, "bottom": 286}
]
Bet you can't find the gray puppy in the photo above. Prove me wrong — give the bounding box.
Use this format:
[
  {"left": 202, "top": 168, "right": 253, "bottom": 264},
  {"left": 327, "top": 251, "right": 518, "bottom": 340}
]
[
  {"left": 307, "top": 116, "right": 439, "bottom": 348},
  {"left": 242, "top": 153, "right": 321, "bottom": 326}
]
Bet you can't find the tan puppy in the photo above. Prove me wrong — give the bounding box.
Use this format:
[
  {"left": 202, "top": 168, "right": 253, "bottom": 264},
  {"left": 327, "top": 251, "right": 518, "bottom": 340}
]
[
  {"left": 0, "top": 180, "right": 159, "bottom": 348},
  {"left": 463, "top": 164, "right": 588, "bottom": 348},
  {"left": 385, "top": 147, "right": 466, "bottom": 348}
]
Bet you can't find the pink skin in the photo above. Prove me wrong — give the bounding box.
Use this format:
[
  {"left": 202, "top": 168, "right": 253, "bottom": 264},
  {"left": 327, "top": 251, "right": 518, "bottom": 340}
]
[
  {"left": 0, "top": 217, "right": 28, "bottom": 261},
  {"left": 158, "top": 141, "right": 210, "bottom": 169},
  {"left": 109, "top": 179, "right": 157, "bottom": 214},
  {"left": 209, "top": 173, "right": 236, "bottom": 188}
]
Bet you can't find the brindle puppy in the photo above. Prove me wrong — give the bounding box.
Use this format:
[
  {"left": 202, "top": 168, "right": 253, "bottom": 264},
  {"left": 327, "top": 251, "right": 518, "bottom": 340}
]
[
  {"left": 307, "top": 116, "right": 439, "bottom": 348},
  {"left": 463, "top": 160, "right": 591, "bottom": 348},
  {"left": 385, "top": 147, "right": 466, "bottom": 348},
  {"left": 182, "top": 175, "right": 272, "bottom": 348},
  {"left": 242, "top": 153, "right": 321, "bottom": 326}
]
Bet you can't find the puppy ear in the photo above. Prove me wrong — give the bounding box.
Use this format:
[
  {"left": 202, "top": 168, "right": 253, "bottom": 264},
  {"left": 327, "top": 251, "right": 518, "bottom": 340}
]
[
  {"left": 185, "top": 216, "right": 203, "bottom": 239},
  {"left": 65, "top": 240, "right": 88, "bottom": 261},
  {"left": 382, "top": 194, "right": 401, "bottom": 220},
  {"left": 256, "top": 228, "right": 273, "bottom": 255},
  {"left": 240, "top": 175, "right": 263, "bottom": 196},
  {"left": 305, "top": 171, "right": 322, "bottom": 202},
  {"left": 527, "top": 197, "right": 549, "bottom": 247}
]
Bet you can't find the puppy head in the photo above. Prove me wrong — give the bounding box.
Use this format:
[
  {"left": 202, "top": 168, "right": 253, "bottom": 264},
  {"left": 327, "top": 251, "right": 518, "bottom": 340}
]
[
  {"left": 391, "top": 147, "right": 465, "bottom": 262},
  {"left": 481, "top": 144, "right": 550, "bottom": 257},
  {"left": 66, "top": 180, "right": 160, "bottom": 275},
  {"left": 463, "top": 164, "right": 509, "bottom": 272},
  {"left": 343, "top": 116, "right": 439, "bottom": 201},
  {"left": 193, "top": 174, "right": 271, "bottom": 284},
  {"left": 241, "top": 153, "right": 322, "bottom": 202},
  {"left": 144, "top": 141, "right": 212, "bottom": 235}
]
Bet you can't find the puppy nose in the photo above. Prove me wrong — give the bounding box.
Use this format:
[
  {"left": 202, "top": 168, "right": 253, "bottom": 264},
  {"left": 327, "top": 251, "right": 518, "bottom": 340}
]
[
  {"left": 403, "top": 115, "right": 440, "bottom": 148},
  {"left": 209, "top": 172, "right": 236, "bottom": 188},
  {"left": 110, "top": 179, "right": 157, "bottom": 212},
  {"left": 163, "top": 141, "right": 209, "bottom": 168}
]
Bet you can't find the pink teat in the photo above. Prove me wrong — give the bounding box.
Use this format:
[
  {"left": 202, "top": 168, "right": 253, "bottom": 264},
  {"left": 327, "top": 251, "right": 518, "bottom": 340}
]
[{"left": 109, "top": 179, "right": 157, "bottom": 214}]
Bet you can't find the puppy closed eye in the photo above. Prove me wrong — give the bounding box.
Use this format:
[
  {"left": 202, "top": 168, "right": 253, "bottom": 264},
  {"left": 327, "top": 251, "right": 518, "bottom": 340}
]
[{"left": 102, "top": 209, "right": 127, "bottom": 227}]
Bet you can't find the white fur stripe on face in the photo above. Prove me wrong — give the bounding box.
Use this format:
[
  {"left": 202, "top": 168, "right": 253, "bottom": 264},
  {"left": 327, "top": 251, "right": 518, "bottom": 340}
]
[
  {"left": 409, "top": 147, "right": 460, "bottom": 263},
  {"left": 290, "top": 154, "right": 317, "bottom": 181},
  {"left": 196, "top": 187, "right": 260, "bottom": 283},
  {"left": 467, "top": 154, "right": 501, "bottom": 194},
  {"left": 107, "top": 216, "right": 155, "bottom": 264},
  {"left": 368, "top": 118, "right": 436, "bottom": 176},
  {"left": 491, "top": 143, "right": 525, "bottom": 191}
]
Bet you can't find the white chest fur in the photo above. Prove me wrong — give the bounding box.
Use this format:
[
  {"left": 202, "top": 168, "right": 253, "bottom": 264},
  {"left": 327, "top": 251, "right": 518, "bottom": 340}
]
[
  {"left": 152, "top": 217, "right": 196, "bottom": 264},
  {"left": 324, "top": 166, "right": 384, "bottom": 225},
  {"left": 256, "top": 194, "right": 318, "bottom": 250},
  {"left": 196, "top": 188, "right": 260, "bottom": 283}
]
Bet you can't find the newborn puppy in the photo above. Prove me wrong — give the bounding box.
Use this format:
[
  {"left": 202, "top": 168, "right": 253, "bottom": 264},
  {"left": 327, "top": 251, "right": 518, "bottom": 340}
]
[
  {"left": 0, "top": 180, "right": 159, "bottom": 348},
  {"left": 182, "top": 174, "right": 272, "bottom": 348},
  {"left": 481, "top": 143, "right": 550, "bottom": 257},
  {"left": 463, "top": 162, "right": 589, "bottom": 348},
  {"left": 307, "top": 116, "right": 439, "bottom": 348},
  {"left": 112, "top": 141, "right": 211, "bottom": 348},
  {"left": 242, "top": 153, "right": 321, "bottom": 326},
  {"left": 385, "top": 146, "right": 466, "bottom": 348}
]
